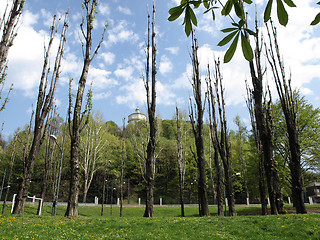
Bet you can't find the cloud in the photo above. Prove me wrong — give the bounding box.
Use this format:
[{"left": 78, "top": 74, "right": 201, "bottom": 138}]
[
  {"left": 165, "top": 47, "right": 179, "bottom": 55},
  {"left": 106, "top": 20, "right": 139, "bottom": 46},
  {"left": 88, "top": 67, "right": 117, "bottom": 90},
  {"left": 99, "top": 52, "right": 116, "bottom": 65},
  {"left": 159, "top": 55, "right": 173, "bottom": 75},
  {"left": 114, "top": 66, "right": 135, "bottom": 81},
  {"left": 98, "top": 3, "right": 110, "bottom": 16},
  {"left": 116, "top": 80, "right": 146, "bottom": 107},
  {"left": 117, "top": 6, "right": 132, "bottom": 15}
]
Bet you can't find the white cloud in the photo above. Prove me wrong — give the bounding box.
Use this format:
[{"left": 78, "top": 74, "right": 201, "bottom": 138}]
[
  {"left": 116, "top": 80, "right": 146, "bottom": 107},
  {"left": 114, "top": 66, "right": 134, "bottom": 81},
  {"left": 98, "top": 3, "right": 110, "bottom": 16},
  {"left": 165, "top": 47, "right": 179, "bottom": 55},
  {"left": 159, "top": 55, "right": 173, "bottom": 75},
  {"left": 88, "top": 67, "right": 116, "bottom": 90},
  {"left": 93, "top": 91, "right": 112, "bottom": 100},
  {"left": 106, "top": 20, "right": 139, "bottom": 46},
  {"left": 117, "top": 6, "right": 132, "bottom": 15},
  {"left": 99, "top": 52, "right": 116, "bottom": 65}
]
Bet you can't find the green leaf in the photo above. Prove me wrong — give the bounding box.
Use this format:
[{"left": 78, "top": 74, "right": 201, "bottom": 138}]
[
  {"left": 224, "top": 32, "right": 239, "bottom": 63},
  {"left": 168, "top": 7, "right": 185, "bottom": 21},
  {"left": 184, "top": 9, "right": 192, "bottom": 36},
  {"left": 190, "top": 0, "right": 201, "bottom": 8},
  {"left": 203, "top": 0, "right": 210, "bottom": 9},
  {"left": 221, "top": 27, "right": 238, "bottom": 33},
  {"left": 218, "top": 30, "right": 238, "bottom": 46},
  {"left": 234, "top": 0, "right": 245, "bottom": 19},
  {"left": 169, "top": 5, "right": 182, "bottom": 15},
  {"left": 188, "top": 6, "right": 198, "bottom": 26},
  {"left": 241, "top": 32, "right": 254, "bottom": 61},
  {"left": 283, "top": 0, "right": 296, "bottom": 7},
  {"left": 311, "top": 12, "right": 320, "bottom": 25},
  {"left": 277, "top": 0, "right": 288, "bottom": 26},
  {"left": 244, "top": 28, "right": 256, "bottom": 36},
  {"left": 243, "top": 0, "right": 253, "bottom": 4},
  {"left": 212, "top": 10, "right": 216, "bottom": 21},
  {"left": 264, "top": 0, "right": 273, "bottom": 22},
  {"left": 318, "top": 1, "right": 320, "bottom": 5},
  {"left": 221, "top": 0, "right": 233, "bottom": 16}
]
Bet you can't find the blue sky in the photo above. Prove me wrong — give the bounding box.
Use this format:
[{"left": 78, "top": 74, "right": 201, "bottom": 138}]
[{"left": 1, "top": 0, "right": 320, "bottom": 140}]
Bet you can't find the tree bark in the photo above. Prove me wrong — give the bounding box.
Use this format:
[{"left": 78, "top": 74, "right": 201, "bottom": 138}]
[
  {"left": 189, "top": 31, "right": 209, "bottom": 217},
  {"left": 143, "top": 1, "right": 157, "bottom": 218},
  {"left": 65, "top": 0, "right": 106, "bottom": 217},
  {"left": 13, "top": 14, "right": 68, "bottom": 214}
]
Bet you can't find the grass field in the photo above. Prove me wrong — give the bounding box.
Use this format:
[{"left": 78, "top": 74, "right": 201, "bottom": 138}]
[{"left": 0, "top": 204, "right": 319, "bottom": 239}]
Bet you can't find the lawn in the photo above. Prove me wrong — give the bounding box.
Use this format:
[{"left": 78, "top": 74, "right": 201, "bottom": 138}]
[{"left": 0, "top": 204, "right": 319, "bottom": 239}]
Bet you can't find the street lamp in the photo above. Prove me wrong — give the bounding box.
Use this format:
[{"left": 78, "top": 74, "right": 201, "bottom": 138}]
[{"left": 50, "top": 130, "right": 66, "bottom": 216}]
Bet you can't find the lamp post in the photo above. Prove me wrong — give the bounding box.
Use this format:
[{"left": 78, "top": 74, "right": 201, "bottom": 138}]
[{"left": 50, "top": 125, "right": 66, "bottom": 216}]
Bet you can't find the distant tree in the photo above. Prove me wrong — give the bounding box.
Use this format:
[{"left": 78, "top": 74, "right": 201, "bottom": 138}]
[
  {"left": 12, "top": 13, "right": 68, "bottom": 214},
  {"left": 80, "top": 112, "right": 108, "bottom": 203},
  {"left": 65, "top": 0, "right": 107, "bottom": 217}
]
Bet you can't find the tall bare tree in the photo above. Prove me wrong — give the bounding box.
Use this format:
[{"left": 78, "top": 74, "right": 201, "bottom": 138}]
[
  {"left": 0, "top": 0, "right": 24, "bottom": 111},
  {"left": 176, "top": 106, "right": 187, "bottom": 217},
  {"left": 245, "top": 17, "right": 285, "bottom": 215},
  {"left": 65, "top": 0, "right": 107, "bottom": 217},
  {"left": 265, "top": 21, "right": 306, "bottom": 214},
  {"left": 143, "top": 1, "right": 157, "bottom": 217},
  {"left": 12, "top": 13, "right": 68, "bottom": 214},
  {"left": 189, "top": 31, "right": 209, "bottom": 217},
  {"left": 245, "top": 81, "right": 267, "bottom": 215},
  {"left": 207, "top": 59, "right": 236, "bottom": 216}
]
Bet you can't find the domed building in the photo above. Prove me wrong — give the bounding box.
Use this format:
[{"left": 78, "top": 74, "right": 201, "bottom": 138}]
[{"left": 128, "top": 107, "right": 147, "bottom": 124}]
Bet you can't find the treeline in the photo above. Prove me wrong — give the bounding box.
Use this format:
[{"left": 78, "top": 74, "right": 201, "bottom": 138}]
[{"left": 1, "top": 95, "right": 319, "bottom": 212}]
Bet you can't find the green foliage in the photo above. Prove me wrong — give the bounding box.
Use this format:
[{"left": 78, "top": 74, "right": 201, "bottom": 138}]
[
  {"left": 168, "top": 0, "right": 297, "bottom": 63},
  {"left": 311, "top": 2, "right": 320, "bottom": 25}
]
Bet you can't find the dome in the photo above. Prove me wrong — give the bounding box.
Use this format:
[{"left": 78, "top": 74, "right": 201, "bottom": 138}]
[{"left": 128, "top": 108, "right": 147, "bottom": 124}]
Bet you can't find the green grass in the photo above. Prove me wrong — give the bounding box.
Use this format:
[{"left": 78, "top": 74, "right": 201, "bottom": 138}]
[{"left": 0, "top": 204, "right": 319, "bottom": 239}]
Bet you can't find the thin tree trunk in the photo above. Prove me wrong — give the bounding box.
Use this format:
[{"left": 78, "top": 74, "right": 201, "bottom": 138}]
[
  {"left": 143, "top": 1, "right": 157, "bottom": 218},
  {"left": 265, "top": 22, "right": 306, "bottom": 214},
  {"left": 189, "top": 31, "right": 209, "bottom": 217},
  {"left": 13, "top": 14, "right": 68, "bottom": 214},
  {"left": 2, "top": 135, "right": 17, "bottom": 214},
  {"left": 65, "top": 0, "right": 106, "bottom": 217}
]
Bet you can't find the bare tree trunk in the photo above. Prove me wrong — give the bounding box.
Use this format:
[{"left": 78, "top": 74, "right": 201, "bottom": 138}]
[
  {"left": 0, "top": 0, "right": 24, "bottom": 70},
  {"left": 120, "top": 118, "right": 126, "bottom": 217},
  {"left": 37, "top": 107, "right": 59, "bottom": 215},
  {"left": 207, "top": 73, "right": 223, "bottom": 216},
  {"left": 65, "top": 0, "right": 106, "bottom": 217},
  {"left": 265, "top": 22, "right": 306, "bottom": 214},
  {"left": 245, "top": 82, "right": 268, "bottom": 215},
  {"left": 13, "top": 13, "right": 68, "bottom": 215},
  {"left": 207, "top": 60, "right": 236, "bottom": 216},
  {"left": 176, "top": 107, "right": 186, "bottom": 217},
  {"left": 2, "top": 134, "right": 17, "bottom": 214},
  {"left": 101, "top": 173, "right": 105, "bottom": 216},
  {"left": 189, "top": 31, "right": 209, "bottom": 217},
  {"left": 245, "top": 19, "right": 285, "bottom": 215},
  {"left": 143, "top": 2, "right": 157, "bottom": 218}
]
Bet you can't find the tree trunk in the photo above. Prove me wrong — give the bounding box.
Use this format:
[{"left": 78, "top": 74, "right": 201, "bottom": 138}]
[
  {"left": 65, "top": 0, "right": 106, "bottom": 217},
  {"left": 189, "top": 31, "right": 209, "bottom": 217},
  {"left": 143, "top": 1, "right": 157, "bottom": 218}
]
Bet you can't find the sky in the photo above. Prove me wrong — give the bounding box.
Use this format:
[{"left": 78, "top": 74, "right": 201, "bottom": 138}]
[{"left": 0, "top": 0, "right": 320, "bottom": 140}]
